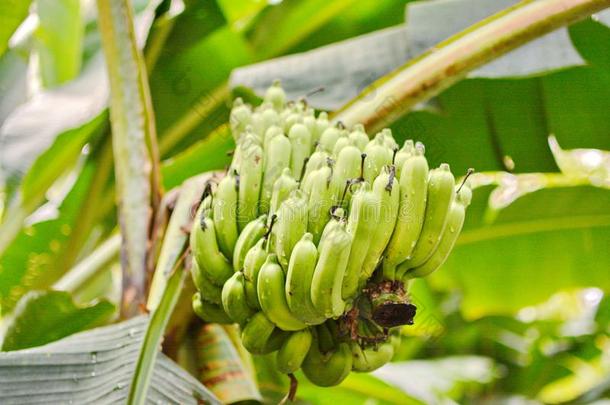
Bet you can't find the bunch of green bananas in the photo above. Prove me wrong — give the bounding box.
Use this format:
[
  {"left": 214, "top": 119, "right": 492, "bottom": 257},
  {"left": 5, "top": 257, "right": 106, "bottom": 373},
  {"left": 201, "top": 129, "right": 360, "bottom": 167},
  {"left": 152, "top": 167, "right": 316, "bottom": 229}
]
[{"left": 189, "top": 81, "right": 472, "bottom": 387}]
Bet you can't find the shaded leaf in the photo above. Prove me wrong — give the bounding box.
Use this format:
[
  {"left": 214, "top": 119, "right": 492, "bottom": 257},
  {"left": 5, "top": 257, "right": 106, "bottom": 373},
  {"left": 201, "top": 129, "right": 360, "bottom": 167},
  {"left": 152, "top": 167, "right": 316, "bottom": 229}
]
[
  {"left": 0, "top": 0, "right": 33, "bottom": 58},
  {"left": 0, "top": 316, "right": 220, "bottom": 404},
  {"left": 0, "top": 290, "right": 114, "bottom": 351}
]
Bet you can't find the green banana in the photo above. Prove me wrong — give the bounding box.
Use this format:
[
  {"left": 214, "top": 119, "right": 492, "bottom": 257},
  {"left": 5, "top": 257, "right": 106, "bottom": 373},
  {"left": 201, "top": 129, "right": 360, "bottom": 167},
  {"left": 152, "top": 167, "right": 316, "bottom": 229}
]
[
  {"left": 229, "top": 97, "right": 252, "bottom": 141},
  {"left": 193, "top": 292, "right": 232, "bottom": 324},
  {"left": 318, "top": 123, "right": 344, "bottom": 153},
  {"left": 394, "top": 140, "right": 415, "bottom": 179},
  {"left": 383, "top": 146, "right": 429, "bottom": 278},
  {"left": 191, "top": 259, "right": 223, "bottom": 305},
  {"left": 273, "top": 190, "right": 308, "bottom": 269},
  {"left": 332, "top": 136, "right": 351, "bottom": 156},
  {"left": 241, "top": 312, "right": 277, "bottom": 354},
  {"left": 342, "top": 183, "right": 380, "bottom": 300},
  {"left": 329, "top": 145, "right": 362, "bottom": 207},
  {"left": 350, "top": 341, "right": 394, "bottom": 372},
  {"left": 212, "top": 173, "right": 239, "bottom": 259},
  {"left": 318, "top": 208, "right": 345, "bottom": 247},
  {"left": 258, "top": 254, "right": 308, "bottom": 331},
  {"left": 237, "top": 139, "right": 263, "bottom": 231},
  {"left": 221, "top": 271, "right": 254, "bottom": 325},
  {"left": 243, "top": 238, "right": 267, "bottom": 309},
  {"left": 402, "top": 163, "right": 456, "bottom": 268},
  {"left": 380, "top": 128, "right": 399, "bottom": 151},
  {"left": 363, "top": 135, "right": 393, "bottom": 184},
  {"left": 360, "top": 166, "right": 400, "bottom": 281},
  {"left": 233, "top": 214, "right": 267, "bottom": 271},
  {"left": 301, "top": 148, "right": 329, "bottom": 192},
  {"left": 264, "top": 79, "right": 286, "bottom": 111},
  {"left": 401, "top": 183, "right": 471, "bottom": 280},
  {"left": 302, "top": 337, "right": 352, "bottom": 387},
  {"left": 190, "top": 209, "right": 234, "bottom": 286},
  {"left": 288, "top": 122, "right": 312, "bottom": 180},
  {"left": 316, "top": 322, "right": 337, "bottom": 353},
  {"left": 260, "top": 133, "right": 291, "bottom": 213},
  {"left": 263, "top": 125, "right": 282, "bottom": 151},
  {"left": 276, "top": 329, "right": 313, "bottom": 374},
  {"left": 311, "top": 222, "right": 352, "bottom": 318},
  {"left": 286, "top": 233, "right": 326, "bottom": 325},
  {"left": 269, "top": 167, "right": 298, "bottom": 218},
  {"left": 313, "top": 111, "right": 330, "bottom": 144},
  {"left": 260, "top": 103, "right": 280, "bottom": 134},
  {"left": 306, "top": 164, "right": 334, "bottom": 244},
  {"left": 348, "top": 123, "right": 369, "bottom": 151}
]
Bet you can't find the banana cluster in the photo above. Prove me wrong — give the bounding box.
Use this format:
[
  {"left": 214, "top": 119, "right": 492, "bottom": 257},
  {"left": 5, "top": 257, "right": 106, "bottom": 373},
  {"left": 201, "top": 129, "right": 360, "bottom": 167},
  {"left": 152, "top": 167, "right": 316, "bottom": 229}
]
[{"left": 189, "top": 81, "right": 472, "bottom": 387}]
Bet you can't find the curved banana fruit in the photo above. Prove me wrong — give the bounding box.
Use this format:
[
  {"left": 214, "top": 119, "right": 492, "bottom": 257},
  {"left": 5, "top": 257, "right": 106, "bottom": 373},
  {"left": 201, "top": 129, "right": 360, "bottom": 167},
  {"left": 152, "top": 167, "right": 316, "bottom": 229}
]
[
  {"left": 229, "top": 98, "right": 252, "bottom": 141},
  {"left": 394, "top": 140, "right": 415, "bottom": 179},
  {"left": 190, "top": 210, "right": 234, "bottom": 286},
  {"left": 342, "top": 183, "right": 380, "bottom": 300},
  {"left": 241, "top": 311, "right": 277, "bottom": 354},
  {"left": 306, "top": 164, "right": 334, "bottom": 244},
  {"left": 311, "top": 222, "right": 352, "bottom": 318},
  {"left": 360, "top": 166, "right": 400, "bottom": 281},
  {"left": 383, "top": 145, "right": 429, "bottom": 278},
  {"left": 243, "top": 238, "right": 267, "bottom": 309},
  {"left": 237, "top": 138, "right": 264, "bottom": 231},
  {"left": 348, "top": 124, "right": 369, "bottom": 151},
  {"left": 330, "top": 145, "right": 362, "bottom": 207},
  {"left": 260, "top": 133, "right": 292, "bottom": 212},
  {"left": 350, "top": 341, "right": 394, "bottom": 372},
  {"left": 363, "top": 135, "right": 393, "bottom": 184},
  {"left": 221, "top": 271, "right": 254, "bottom": 325},
  {"left": 301, "top": 148, "right": 329, "bottom": 193},
  {"left": 212, "top": 173, "right": 239, "bottom": 259},
  {"left": 288, "top": 122, "right": 312, "bottom": 180},
  {"left": 263, "top": 125, "right": 282, "bottom": 151},
  {"left": 233, "top": 214, "right": 267, "bottom": 271},
  {"left": 258, "top": 254, "right": 307, "bottom": 331},
  {"left": 264, "top": 79, "right": 286, "bottom": 111},
  {"left": 286, "top": 233, "right": 326, "bottom": 325},
  {"left": 276, "top": 329, "right": 313, "bottom": 374},
  {"left": 318, "top": 124, "right": 344, "bottom": 153},
  {"left": 313, "top": 112, "right": 330, "bottom": 144},
  {"left": 274, "top": 190, "right": 308, "bottom": 269},
  {"left": 191, "top": 260, "right": 223, "bottom": 305},
  {"left": 269, "top": 167, "right": 298, "bottom": 218},
  {"left": 401, "top": 184, "right": 471, "bottom": 280},
  {"left": 192, "top": 292, "right": 232, "bottom": 324},
  {"left": 403, "top": 163, "right": 456, "bottom": 268},
  {"left": 302, "top": 338, "right": 352, "bottom": 387}
]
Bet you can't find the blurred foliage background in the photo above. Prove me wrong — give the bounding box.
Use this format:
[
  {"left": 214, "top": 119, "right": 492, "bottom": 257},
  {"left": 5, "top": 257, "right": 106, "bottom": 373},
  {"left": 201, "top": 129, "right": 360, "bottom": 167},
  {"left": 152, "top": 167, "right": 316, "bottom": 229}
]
[{"left": 0, "top": 0, "right": 609, "bottom": 404}]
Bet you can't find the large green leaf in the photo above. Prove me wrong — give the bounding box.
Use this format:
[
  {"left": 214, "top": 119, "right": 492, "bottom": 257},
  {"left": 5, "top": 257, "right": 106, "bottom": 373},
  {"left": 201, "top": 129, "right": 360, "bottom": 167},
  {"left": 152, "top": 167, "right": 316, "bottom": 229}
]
[
  {"left": 34, "top": 0, "right": 83, "bottom": 87},
  {"left": 0, "top": 316, "right": 220, "bottom": 404},
  {"left": 0, "top": 0, "right": 33, "bottom": 58},
  {"left": 0, "top": 290, "right": 114, "bottom": 351},
  {"left": 431, "top": 176, "right": 610, "bottom": 319}
]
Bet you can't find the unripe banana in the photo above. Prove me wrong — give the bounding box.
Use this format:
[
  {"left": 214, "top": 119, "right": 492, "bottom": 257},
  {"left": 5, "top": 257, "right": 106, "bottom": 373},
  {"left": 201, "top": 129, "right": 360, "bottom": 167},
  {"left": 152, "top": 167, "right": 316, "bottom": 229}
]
[
  {"left": 332, "top": 136, "right": 351, "bottom": 156},
  {"left": 383, "top": 146, "right": 429, "bottom": 278},
  {"left": 264, "top": 79, "right": 286, "bottom": 111},
  {"left": 318, "top": 123, "right": 344, "bottom": 153},
  {"left": 303, "top": 111, "right": 317, "bottom": 141},
  {"left": 350, "top": 341, "right": 394, "bottom": 372},
  {"left": 193, "top": 292, "right": 232, "bottom": 324},
  {"left": 221, "top": 272, "right": 254, "bottom": 325},
  {"left": 402, "top": 163, "right": 456, "bottom": 268},
  {"left": 288, "top": 122, "right": 312, "bottom": 180},
  {"left": 318, "top": 208, "right": 345, "bottom": 247},
  {"left": 243, "top": 238, "right": 267, "bottom": 309},
  {"left": 269, "top": 168, "right": 298, "bottom": 219},
  {"left": 237, "top": 140, "right": 263, "bottom": 231},
  {"left": 276, "top": 329, "right": 313, "bottom": 374},
  {"left": 260, "top": 103, "right": 280, "bottom": 134},
  {"left": 260, "top": 133, "right": 291, "bottom": 213},
  {"left": 233, "top": 214, "right": 267, "bottom": 271},
  {"left": 400, "top": 184, "right": 471, "bottom": 280},
  {"left": 394, "top": 140, "right": 415, "bottom": 179},
  {"left": 380, "top": 128, "right": 399, "bottom": 151},
  {"left": 302, "top": 338, "right": 352, "bottom": 387},
  {"left": 329, "top": 145, "right": 364, "bottom": 208},
  {"left": 286, "top": 233, "right": 326, "bottom": 325},
  {"left": 283, "top": 109, "right": 302, "bottom": 133},
  {"left": 190, "top": 210, "right": 234, "bottom": 286},
  {"left": 306, "top": 164, "right": 334, "bottom": 244},
  {"left": 258, "top": 254, "right": 307, "bottom": 331},
  {"left": 360, "top": 166, "right": 400, "bottom": 281},
  {"left": 348, "top": 123, "right": 369, "bottom": 151},
  {"left": 316, "top": 322, "right": 337, "bottom": 353},
  {"left": 273, "top": 190, "right": 308, "bottom": 269},
  {"left": 363, "top": 135, "right": 393, "bottom": 184},
  {"left": 311, "top": 223, "right": 352, "bottom": 318},
  {"left": 263, "top": 125, "right": 282, "bottom": 151},
  {"left": 212, "top": 173, "right": 239, "bottom": 259},
  {"left": 313, "top": 112, "right": 330, "bottom": 144},
  {"left": 342, "top": 183, "right": 380, "bottom": 300},
  {"left": 301, "top": 148, "right": 329, "bottom": 192},
  {"left": 241, "top": 312, "right": 276, "bottom": 354},
  {"left": 191, "top": 259, "right": 223, "bottom": 305},
  {"left": 229, "top": 98, "right": 252, "bottom": 141}
]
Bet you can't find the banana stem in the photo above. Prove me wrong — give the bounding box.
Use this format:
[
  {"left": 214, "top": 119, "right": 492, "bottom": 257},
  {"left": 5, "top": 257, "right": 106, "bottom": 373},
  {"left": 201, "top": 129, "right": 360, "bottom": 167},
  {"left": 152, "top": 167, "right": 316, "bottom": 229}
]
[
  {"left": 334, "top": 0, "right": 610, "bottom": 131},
  {"left": 366, "top": 280, "right": 416, "bottom": 328}
]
